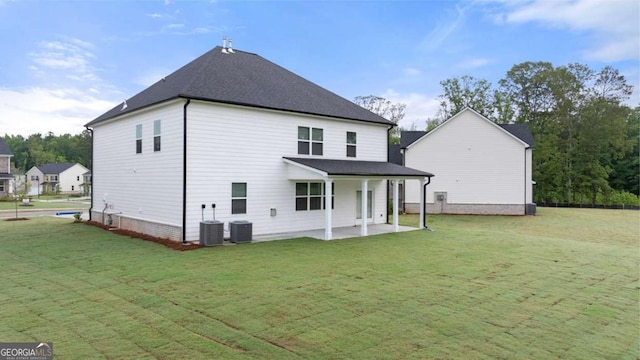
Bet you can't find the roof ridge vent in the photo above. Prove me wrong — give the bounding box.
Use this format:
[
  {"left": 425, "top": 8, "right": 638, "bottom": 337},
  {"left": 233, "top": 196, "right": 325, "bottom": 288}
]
[{"left": 221, "top": 36, "right": 229, "bottom": 54}]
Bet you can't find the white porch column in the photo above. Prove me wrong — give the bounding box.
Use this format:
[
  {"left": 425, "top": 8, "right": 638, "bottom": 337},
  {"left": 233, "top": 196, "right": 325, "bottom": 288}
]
[
  {"left": 393, "top": 180, "right": 399, "bottom": 232},
  {"left": 419, "top": 178, "right": 426, "bottom": 229},
  {"left": 361, "top": 179, "right": 368, "bottom": 236},
  {"left": 324, "top": 179, "right": 332, "bottom": 240}
]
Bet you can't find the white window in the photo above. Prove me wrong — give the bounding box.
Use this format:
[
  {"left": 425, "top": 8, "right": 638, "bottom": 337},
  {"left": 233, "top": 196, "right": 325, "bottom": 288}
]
[
  {"left": 153, "top": 120, "right": 161, "bottom": 152},
  {"left": 298, "top": 127, "right": 323, "bottom": 155},
  {"left": 136, "top": 124, "right": 142, "bottom": 154},
  {"left": 347, "top": 132, "right": 356, "bottom": 158},
  {"left": 295, "top": 182, "right": 334, "bottom": 211},
  {"left": 231, "top": 183, "right": 247, "bottom": 214}
]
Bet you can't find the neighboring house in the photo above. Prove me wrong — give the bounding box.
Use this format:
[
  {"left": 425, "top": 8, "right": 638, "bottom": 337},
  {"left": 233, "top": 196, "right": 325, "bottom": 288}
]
[
  {"left": 85, "top": 45, "right": 433, "bottom": 242},
  {"left": 396, "top": 108, "right": 535, "bottom": 215},
  {"left": 0, "top": 137, "right": 13, "bottom": 197},
  {"left": 26, "top": 163, "right": 90, "bottom": 195},
  {"left": 82, "top": 171, "right": 92, "bottom": 196}
]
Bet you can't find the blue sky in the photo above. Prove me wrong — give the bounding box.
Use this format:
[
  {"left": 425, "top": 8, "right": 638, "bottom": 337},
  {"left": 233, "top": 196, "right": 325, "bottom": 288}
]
[{"left": 0, "top": 0, "right": 638, "bottom": 136}]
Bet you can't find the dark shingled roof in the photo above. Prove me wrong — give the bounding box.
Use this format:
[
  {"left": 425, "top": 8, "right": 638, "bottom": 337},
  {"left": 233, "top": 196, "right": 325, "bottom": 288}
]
[
  {"left": 499, "top": 124, "right": 535, "bottom": 148},
  {"left": 284, "top": 157, "right": 433, "bottom": 177},
  {"left": 399, "top": 123, "right": 535, "bottom": 149},
  {"left": 87, "top": 47, "right": 393, "bottom": 127},
  {"left": 400, "top": 131, "right": 427, "bottom": 149},
  {"left": 388, "top": 144, "right": 403, "bottom": 165},
  {"left": 36, "top": 163, "right": 76, "bottom": 175},
  {"left": 0, "top": 137, "right": 13, "bottom": 156}
]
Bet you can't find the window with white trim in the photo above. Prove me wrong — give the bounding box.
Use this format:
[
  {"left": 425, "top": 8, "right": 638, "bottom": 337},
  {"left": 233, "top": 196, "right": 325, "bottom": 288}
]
[
  {"left": 295, "top": 182, "right": 334, "bottom": 211},
  {"left": 136, "top": 124, "right": 142, "bottom": 154},
  {"left": 346, "top": 131, "right": 356, "bottom": 158},
  {"left": 231, "top": 183, "right": 247, "bottom": 214},
  {"left": 298, "top": 126, "right": 323, "bottom": 155},
  {"left": 153, "top": 120, "right": 161, "bottom": 152},
  {"left": 0, "top": 184, "right": 4, "bottom": 192}
]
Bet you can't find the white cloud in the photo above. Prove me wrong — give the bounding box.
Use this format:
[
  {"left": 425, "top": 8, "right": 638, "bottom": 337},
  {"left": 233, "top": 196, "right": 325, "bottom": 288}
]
[
  {"left": 382, "top": 89, "right": 441, "bottom": 130},
  {"left": 165, "top": 23, "right": 184, "bottom": 29},
  {"left": 403, "top": 68, "right": 422, "bottom": 76},
  {"left": 30, "top": 38, "right": 101, "bottom": 82},
  {"left": 0, "top": 87, "right": 115, "bottom": 136},
  {"left": 501, "top": 0, "right": 639, "bottom": 61},
  {"left": 457, "top": 57, "right": 493, "bottom": 69},
  {"left": 419, "top": 3, "right": 472, "bottom": 52}
]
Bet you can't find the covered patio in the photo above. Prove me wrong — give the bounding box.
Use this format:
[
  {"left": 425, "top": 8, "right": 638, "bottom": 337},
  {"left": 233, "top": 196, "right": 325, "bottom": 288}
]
[
  {"left": 253, "top": 223, "right": 422, "bottom": 242},
  {"left": 283, "top": 157, "right": 434, "bottom": 240}
]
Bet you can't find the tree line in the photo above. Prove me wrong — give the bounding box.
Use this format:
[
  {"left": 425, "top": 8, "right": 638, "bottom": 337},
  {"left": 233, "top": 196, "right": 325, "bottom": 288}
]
[
  {"left": 356, "top": 61, "right": 638, "bottom": 205},
  {"left": 4, "top": 130, "right": 92, "bottom": 172}
]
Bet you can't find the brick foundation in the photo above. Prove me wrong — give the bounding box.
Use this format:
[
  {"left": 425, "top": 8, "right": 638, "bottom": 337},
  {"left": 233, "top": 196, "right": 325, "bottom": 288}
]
[
  {"left": 91, "top": 211, "right": 182, "bottom": 242},
  {"left": 405, "top": 202, "right": 525, "bottom": 215}
]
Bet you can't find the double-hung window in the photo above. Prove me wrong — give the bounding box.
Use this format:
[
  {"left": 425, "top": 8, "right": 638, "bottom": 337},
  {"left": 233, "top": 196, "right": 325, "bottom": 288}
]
[
  {"left": 347, "top": 131, "right": 356, "bottom": 158},
  {"left": 153, "top": 120, "right": 161, "bottom": 152},
  {"left": 136, "top": 124, "right": 143, "bottom": 154},
  {"left": 295, "top": 182, "right": 334, "bottom": 211},
  {"left": 231, "top": 183, "right": 247, "bottom": 214},
  {"left": 298, "top": 126, "right": 323, "bottom": 155}
]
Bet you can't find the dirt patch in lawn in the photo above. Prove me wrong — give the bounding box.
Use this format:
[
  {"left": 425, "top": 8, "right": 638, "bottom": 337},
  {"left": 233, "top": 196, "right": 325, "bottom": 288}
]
[
  {"left": 5, "top": 218, "right": 29, "bottom": 221},
  {"left": 86, "top": 221, "right": 203, "bottom": 251}
]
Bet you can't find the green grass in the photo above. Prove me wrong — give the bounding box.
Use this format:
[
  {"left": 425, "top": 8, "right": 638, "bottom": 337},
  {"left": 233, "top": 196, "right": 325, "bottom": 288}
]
[
  {"left": 0, "top": 208, "right": 637, "bottom": 359},
  {"left": 0, "top": 200, "right": 88, "bottom": 211}
]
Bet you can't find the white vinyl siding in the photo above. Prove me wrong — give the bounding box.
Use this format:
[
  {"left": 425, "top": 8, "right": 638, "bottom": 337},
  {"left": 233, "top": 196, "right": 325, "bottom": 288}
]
[
  {"left": 92, "top": 100, "right": 184, "bottom": 227},
  {"left": 184, "top": 101, "right": 388, "bottom": 240},
  {"left": 405, "top": 110, "right": 528, "bottom": 206}
]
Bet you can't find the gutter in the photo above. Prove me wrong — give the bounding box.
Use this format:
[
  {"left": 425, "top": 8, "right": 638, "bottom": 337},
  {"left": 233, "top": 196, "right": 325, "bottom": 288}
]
[
  {"left": 423, "top": 176, "right": 432, "bottom": 230},
  {"left": 182, "top": 98, "right": 191, "bottom": 244},
  {"left": 85, "top": 126, "right": 94, "bottom": 221}
]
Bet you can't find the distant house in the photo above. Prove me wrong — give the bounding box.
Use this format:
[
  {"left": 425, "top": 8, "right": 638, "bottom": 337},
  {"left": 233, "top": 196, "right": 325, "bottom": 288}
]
[
  {"left": 26, "top": 163, "right": 89, "bottom": 195},
  {"left": 85, "top": 45, "right": 433, "bottom": 242},
  {"left": 0, "top": 137, "right": 13, "bottom": 197},
  {"left": 82, "top": 171, "right": 92, "bottom": 196},
  {"left": 393, "top": 108, "right": 535, "bottom": 215}
]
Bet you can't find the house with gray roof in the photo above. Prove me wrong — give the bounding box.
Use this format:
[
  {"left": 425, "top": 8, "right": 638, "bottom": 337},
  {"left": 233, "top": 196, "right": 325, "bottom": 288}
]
[
  {"left": 26, "top": 162, "right": 89, "bottom": 195},
  {"left": 85, "top": 44, "right": 433, "bottom": 243},
  {"left": 396, "top": 108, "right": 535, "bottom": 215},
  {"left": 0, "top": 137, "right": 13, "bottom": 197}
]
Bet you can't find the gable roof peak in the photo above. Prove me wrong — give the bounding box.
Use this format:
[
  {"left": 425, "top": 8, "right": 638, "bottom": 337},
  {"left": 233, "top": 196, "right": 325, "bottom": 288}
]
[{"left": 86, "top": 46, "right": 392, "bottom": 127}]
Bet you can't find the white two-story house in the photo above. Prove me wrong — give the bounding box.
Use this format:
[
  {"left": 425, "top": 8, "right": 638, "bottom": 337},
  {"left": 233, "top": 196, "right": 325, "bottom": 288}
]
[
  {"left": 398, "top": 108, "right": 535, "bottom": 215},
  {"left": 0, "top": 137, "right": 13, "bottom": 197},
  {"left": 85, "top": 45, "right": 433, "bottom": 243},
  {"left": 26, "top": 163, "right": 90, "bottom": 195}
]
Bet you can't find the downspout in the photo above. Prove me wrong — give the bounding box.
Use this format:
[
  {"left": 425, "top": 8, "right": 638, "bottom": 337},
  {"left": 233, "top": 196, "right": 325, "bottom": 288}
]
[
  {"left": 385, "top": 125, "right": 392, "bottom": 224},
  {"left": 423, "top": 176, "right": 432, "bottom": 230},
  {"left": 182, "top": 98, "right": 191, "bottom": 244},
  {"left": 524, "top": 149, "right": 527, "bottom": 214},
  {"left": 85, "top": 126, "right": 94, "bottom": 221}
]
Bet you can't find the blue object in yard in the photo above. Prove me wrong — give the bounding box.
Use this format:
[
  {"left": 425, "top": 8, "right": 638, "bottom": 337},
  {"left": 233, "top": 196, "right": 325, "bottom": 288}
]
[{"left": 55, "top": 211, "right": 82, "bottom": 216}]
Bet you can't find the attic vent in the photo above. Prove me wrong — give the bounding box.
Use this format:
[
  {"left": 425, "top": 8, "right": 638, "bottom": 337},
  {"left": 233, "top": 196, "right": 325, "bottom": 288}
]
[{"left": 121, "top": 100, "right": 128, "bottom": 111}]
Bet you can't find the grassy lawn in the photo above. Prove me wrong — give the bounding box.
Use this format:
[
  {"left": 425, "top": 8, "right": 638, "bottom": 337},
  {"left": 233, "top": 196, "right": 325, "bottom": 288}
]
[
  {"left": 0, "top": 208, "right": 637, "bottom": 359},
  {"left": 0, "top": 200, "right": 88, "bottom": 211}
]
